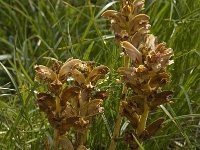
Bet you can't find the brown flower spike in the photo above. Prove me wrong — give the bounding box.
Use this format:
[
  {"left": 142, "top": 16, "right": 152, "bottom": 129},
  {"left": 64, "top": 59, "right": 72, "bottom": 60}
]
[
  {"left": 103, "top": 0, "right": 174, "bottom": 149},
  {"left": 34, "top": 58, "right": 109, "bottom": 149},
  {"left": 102, "top": 0, "right": 150, "bottom": 48}
]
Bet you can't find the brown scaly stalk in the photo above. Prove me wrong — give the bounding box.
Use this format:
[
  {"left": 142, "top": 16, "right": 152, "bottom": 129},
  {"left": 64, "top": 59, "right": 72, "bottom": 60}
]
[
  {"left": 34, "top": 58, "right": 109, "bottom": 149},
  {"left": 103, "top": 0, "right": 174, "bottom": 149},
  {"left": 54, "top": 96, "right": 61, "bottom": 149}
]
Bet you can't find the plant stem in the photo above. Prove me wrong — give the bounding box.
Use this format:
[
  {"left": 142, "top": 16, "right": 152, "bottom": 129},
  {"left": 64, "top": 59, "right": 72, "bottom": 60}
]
[
  {"left": 54, "top": 129, "right": 59, "bottom": 150},
  {"left": 54, "top": 96, "right": 61, "bottom": 150},
  {"left": 79, "top": 133, "right": 85, "bottom": 145},
  {"left": 75, "top": 132, "right": 87, "bottom": 149},
  {"left": 108, "top": 106, "right": 123, "bottom": 150},
  {"left": 108, "top": 56, "right": 129, "bottom": 150},
  {"left": 136, "top": 102, "right": 149, "bottom": 150},
  {"left": 136, "top": 103, "right": 149, "bottom": 136}
]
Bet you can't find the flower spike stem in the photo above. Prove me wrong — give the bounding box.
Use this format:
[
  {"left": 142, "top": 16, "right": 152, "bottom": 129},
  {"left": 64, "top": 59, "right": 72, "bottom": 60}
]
[
  {"left": 108, "top": 107, "right": 123, "bottom": 150},
  {"left": 108, "top": 56, "right": 129, "bottom": 150},
  {"left": 137, "top": 102, "right": 149, "bottom": 136},
  {"left": 136, "top": 102, "right": 149, "bottom": 149},
  {"left": 54, "top": 129, "right": 59, "bottom": 150},
  {"left": 54, "top": 96, "right": 61, "bottom": 150}
]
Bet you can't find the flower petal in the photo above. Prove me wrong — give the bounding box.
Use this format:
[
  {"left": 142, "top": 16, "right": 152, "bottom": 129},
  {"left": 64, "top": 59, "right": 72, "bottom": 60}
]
[
  {"left": 101, "top": 10, "right": 118, "bottom": 18},
  {"left": 70, "top": 69, "right": 86, "bottom": 86},
  {"left": 87, "top": 65, "right": 109, "bottom": 85},
  {"left": 34, "top": 65, "right": 56, "bottom": 82},
  {"left": 120, "top": 41, "right": 142, "bottom": 63},
  {"left": 129, "top": 14, "right": 150, "bottom": 34},
  {"left": 59, "top": 59, "right": 82, "bottom": 81}
]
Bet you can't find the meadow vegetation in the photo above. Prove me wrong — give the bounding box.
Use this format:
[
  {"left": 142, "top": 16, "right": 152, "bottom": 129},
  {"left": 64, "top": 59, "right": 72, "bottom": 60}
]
[{"left": 0, "top": 0, "right": 200, "bottom": 149}]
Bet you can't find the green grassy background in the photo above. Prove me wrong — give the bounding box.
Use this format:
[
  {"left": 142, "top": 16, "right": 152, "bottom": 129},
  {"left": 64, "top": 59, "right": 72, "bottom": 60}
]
[{"left": 0, "top": 0, "right": 200, "bottom": 149}]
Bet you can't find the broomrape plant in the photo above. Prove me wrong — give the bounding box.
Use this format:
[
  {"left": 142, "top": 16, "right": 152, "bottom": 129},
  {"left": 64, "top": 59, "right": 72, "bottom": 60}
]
[
  {"left": 102, "top": 0, "right": 173, "bottom": 149},
  {"left": 34, "top": 59, "right": 109, "bottom": 149},
  {"left": 34, "top": 0, "right": 174, "bottom": 149}
]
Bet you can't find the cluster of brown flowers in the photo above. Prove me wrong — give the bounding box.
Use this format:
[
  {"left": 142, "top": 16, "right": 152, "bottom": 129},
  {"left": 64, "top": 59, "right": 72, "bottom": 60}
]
[
  {"left": 33, "top": 0, "right": 174, "bottom": 149},
  {"left": 102, "top": 0, "right": 150, "bottom": 49},
  {"left": 34, "top": 58, "right": 109, "bottom": 149},
  {"left": 103, "top": 0, "right": 174, "bottom": 149}
]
